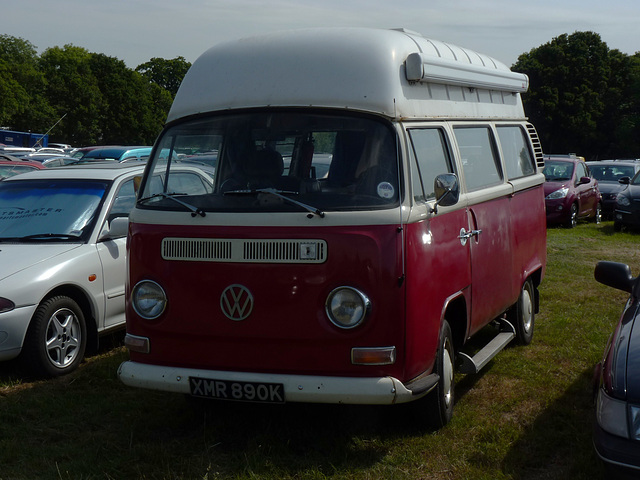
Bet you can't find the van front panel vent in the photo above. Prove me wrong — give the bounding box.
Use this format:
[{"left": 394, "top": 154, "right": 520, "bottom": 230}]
[{"left": 162, "top": 238, "right": 327, "bottom": 264}]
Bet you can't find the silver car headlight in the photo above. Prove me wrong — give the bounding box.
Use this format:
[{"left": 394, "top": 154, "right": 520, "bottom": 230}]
[
  {"left": 325, "top": 287, "right": 371, "bottom": 329},
  {"left": 131, "top": 280, "right": 167, "bottom": 320},
  {"left": 597, "top": 388, "right": 629, "bottom": 438},
  {"left": 546, "top": 187, "right": 568, "bottom": 200}
]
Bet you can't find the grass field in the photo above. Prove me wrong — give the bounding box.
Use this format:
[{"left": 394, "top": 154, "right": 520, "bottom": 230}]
[{"left": 1, "top": 221, "right": 638, "bottom": 480}]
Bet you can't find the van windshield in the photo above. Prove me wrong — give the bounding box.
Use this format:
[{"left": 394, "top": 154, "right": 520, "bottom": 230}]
[{"left": 140, "top": 112, "right": 399, "bottom": 213}]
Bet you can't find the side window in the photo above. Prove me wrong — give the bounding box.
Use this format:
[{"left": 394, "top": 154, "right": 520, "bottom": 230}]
[
  {"left": 575, "top": 162, "right": 587, "bottom": 184},
  {"left": 167, "top": 172, "right": 213, "bottom": 195},
  {"left": 408, "top": 128, "right": 453, "bottom": 201},
  {"left": 108, "top": 179, "right": 136, "bottom": 222},
  {"left": 497, "top": 126, "right": 535, "bottom": 179},
  {"left": 454, "top": 126, "right": 502, "bottom": 191}
]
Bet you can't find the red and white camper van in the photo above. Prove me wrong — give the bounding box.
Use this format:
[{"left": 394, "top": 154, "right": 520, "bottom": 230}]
[{"left": 118, "top": 27, "right": 546, "bottom": 427}]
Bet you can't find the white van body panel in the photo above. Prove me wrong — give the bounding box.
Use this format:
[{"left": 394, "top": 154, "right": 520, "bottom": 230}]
[{"left": 167, "top": 28, "right": 528, "bottom": 123}]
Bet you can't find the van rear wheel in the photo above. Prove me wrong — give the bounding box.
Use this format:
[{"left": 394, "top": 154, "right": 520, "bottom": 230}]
[{"left": 508, "top": 278, "right": 535, "bottom": 345}]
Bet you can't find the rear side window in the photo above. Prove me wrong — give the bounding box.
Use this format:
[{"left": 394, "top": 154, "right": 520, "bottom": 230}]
[
  {"left": 408, "top": 128, "right": 454, "bottom": 201},
  {"left": 454, "top": 126, "right": 502, "bottom": 191},
  {"left": 497, "top": 126, "right": 535, "bottom": 179}
]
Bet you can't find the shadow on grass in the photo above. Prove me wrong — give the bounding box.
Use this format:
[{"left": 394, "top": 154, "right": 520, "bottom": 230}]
[
  {"left": 502, "top": 367, "right": 605, "bottom": 480},
  {"left": 2, "top": 336, "right": 600, "bottom": 479},
  {"left": 0, "top": 348, "right": 439, "bottom": 479}
]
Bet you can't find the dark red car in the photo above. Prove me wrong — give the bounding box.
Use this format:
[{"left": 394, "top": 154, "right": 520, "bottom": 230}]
[
  {"left": 543, "top": 155, "right": 602, "bottom": 228},
  {"left": 0, "top": 154, "right": 45, "bottom": 180}
]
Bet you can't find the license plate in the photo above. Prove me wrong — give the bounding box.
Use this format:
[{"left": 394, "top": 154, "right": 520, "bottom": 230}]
[{"left": 189, "top": 377, "right": 285, "bottom": 403}]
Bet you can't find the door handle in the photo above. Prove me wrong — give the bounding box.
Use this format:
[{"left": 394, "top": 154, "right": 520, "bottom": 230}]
[{"left": 459, "top": 228, "right": 482, "bottom": 246}]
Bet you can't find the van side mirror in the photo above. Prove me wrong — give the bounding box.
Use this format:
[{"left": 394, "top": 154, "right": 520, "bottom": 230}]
[
  {"left": 594, "top": 261, "right": 635, "bottom": 294},
  {"left": 430, "top": 173, "right": 460, "bottom": 214},
  {"left": 99, "top": 216, "right": 129, "bottom": 241}
]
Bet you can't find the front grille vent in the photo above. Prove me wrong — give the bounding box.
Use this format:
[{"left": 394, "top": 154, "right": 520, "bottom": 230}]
[{"left": 162, "top": 238, "right": 327, "bottom": 264}]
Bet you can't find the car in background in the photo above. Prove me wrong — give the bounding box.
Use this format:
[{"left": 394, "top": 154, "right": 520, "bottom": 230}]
[
  {"left": 593, "top": 261, "right": 640, "bottom": 476},
  {"left": 47, "top": 143, "right": 73, "bottom": 153},
  {"left": 613, "top": 170, "right": 640, "bottom": 231},
  {"left": 543, "top": 155, "right": 602, "bottom": 228},
  {"left": 69, "top": 146, "right": 111, "bottom": 159},
  {"left": 587, "top": 160, "right": 640, "bottom": 219},
  {"left": 0, "top": 154, "right": 46, "bottom": 180},
  {"left": 41, "top": 156, "right": 79, "bottom": 168},
  {"left": 78, "top": 146, "right": 151, "bottom": 163},
  {"left": 0, "top": 163, "right": 214, "bottom": 377},
  {"left": 118, "top": 147, "right": 152, "bottom": 163}
]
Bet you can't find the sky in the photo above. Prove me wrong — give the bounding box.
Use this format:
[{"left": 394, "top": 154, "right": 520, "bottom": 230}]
[{"left": 2, "top": 0, "right": 639, "bottom": 69}]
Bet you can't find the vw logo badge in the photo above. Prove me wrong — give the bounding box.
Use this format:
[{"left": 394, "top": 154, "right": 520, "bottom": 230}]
[{"left": 220, "top": 284, "right": 254, "bottom": 321}]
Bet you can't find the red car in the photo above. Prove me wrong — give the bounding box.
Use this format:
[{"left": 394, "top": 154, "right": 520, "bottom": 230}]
[
  {"left": 0, "top": 154, "right": 45, "bottom": 180},
  {"left": 543, "top": 155, "right": 602, "bottom": 227}
]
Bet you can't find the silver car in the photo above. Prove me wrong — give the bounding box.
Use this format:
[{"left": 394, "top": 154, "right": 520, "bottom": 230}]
[{"left": 0, "top": 162, "right": 215, "bottom": 376}]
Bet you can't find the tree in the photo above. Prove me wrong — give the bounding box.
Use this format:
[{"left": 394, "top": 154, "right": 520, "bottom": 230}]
[
  {"left": 0, "top": 35, "right": 54, "bottom": 132},
  {"left": 611, "top": 53, "right": 640, "bottom": 157},
  {"left": 514, "top": 32, "right": 620, "bottom": 159},
  {"left": 136, "top": 56, "right": 191, "bottom": 97},
  {"left": 38, "top": 45, "right": 103, "bottom": 145},
  {"left": 89, "top": 53, "right": 169, "bottom": 144}
]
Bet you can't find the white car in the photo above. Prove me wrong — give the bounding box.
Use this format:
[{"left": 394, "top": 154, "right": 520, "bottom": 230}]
[{"left": 0, "top": 162, "right": 213, "bottom": 376}]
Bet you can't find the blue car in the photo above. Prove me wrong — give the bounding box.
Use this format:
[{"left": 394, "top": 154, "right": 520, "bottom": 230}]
[{"left": 593, "top": 261, "right": 640, "bottom": 476}]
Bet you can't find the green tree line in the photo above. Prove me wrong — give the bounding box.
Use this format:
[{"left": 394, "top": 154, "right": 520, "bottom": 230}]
[
  {"left": 0, "top": 35, "right": 190, "bottom": 146},
  {"left": 1, "top": 31, "right": 639, "bottom": 158},
  {"left": 514, "top": 31, "right": 640, "bottom": 159}
]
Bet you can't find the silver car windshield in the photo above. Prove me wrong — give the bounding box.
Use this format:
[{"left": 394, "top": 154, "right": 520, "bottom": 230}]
[
  {"left": 0, "top": 180, "right": 109, "bottom": 242},
  {"left": 140, "top": 111, "right": 399, "bottom": 213}
]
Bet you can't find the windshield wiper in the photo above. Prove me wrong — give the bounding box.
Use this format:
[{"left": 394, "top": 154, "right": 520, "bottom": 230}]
[
  {"left": 0, "top": 233, "right": 84, "bottom": 242},
  {"left": 224, "top": 187, "right": 325, "bottom": 218},
  {"left": 138, "top": 192, "right": 206, "bottom": 217}
]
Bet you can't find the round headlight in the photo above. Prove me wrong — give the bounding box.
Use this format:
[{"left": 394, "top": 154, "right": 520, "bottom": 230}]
[
  {"left": 325, "top": 287, "right": 371, "bottom": 329},
  {"left": 131, "top": 280, "right": 167, "bottom": 320}
]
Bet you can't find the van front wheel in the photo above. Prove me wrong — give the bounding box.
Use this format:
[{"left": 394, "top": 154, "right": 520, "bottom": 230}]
[{"left": 425, "top": 320, "right": 455, "bottom": 429}]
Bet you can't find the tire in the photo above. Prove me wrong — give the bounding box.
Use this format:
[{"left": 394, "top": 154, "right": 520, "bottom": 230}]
[
  {"left": 424, "top": 320, "right": 455, "bottom": 429},
  {"left": 594, "top": 202, "right": 602, "bottom": 224},
  {"left": 508, "top": 278, "right": 535, "bottom": 345},
  {"left": 22, "top": 296, "right": 87, "bottom": 377},
  {"left": 566, "top": 203, "right": 578, "bottom": 228}
]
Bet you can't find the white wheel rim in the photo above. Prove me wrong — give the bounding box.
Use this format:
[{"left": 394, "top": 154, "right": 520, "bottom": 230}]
[
  {"left": 442, "top": 340, "right": 454, "bottom": 408},
  {"left": 522, "top": 287, "right": 533, "bottom": 334}
]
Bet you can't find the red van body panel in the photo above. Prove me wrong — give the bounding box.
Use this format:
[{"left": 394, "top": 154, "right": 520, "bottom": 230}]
[
  {"left": 126, "top": 222, "right": 408, "bottom": 379},
  {"left": 403, "top": 209, "right": 471, "bottom": 381}
]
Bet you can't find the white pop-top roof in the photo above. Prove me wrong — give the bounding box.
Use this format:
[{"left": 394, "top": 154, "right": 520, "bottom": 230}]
[{"left": 168, "top": 27, "right": 529, "bottom": 123}]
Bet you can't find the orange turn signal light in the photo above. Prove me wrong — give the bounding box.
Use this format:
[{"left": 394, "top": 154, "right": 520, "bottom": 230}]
[{"left": 351, "top": 346, "right": 396, "bottom": 365}]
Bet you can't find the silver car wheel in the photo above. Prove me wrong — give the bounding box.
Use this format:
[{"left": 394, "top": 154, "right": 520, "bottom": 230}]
[{"left": 45, "top": 307, "right": 83, "bottom": 369}]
